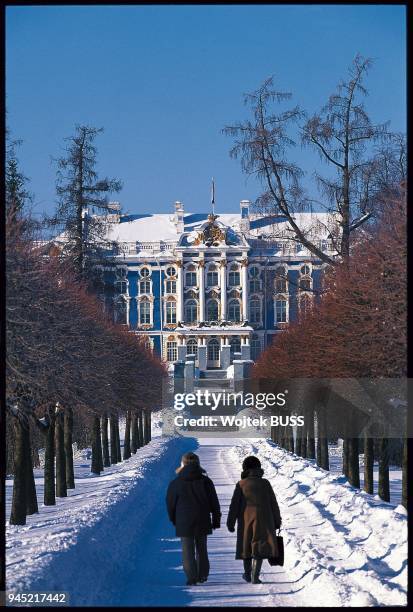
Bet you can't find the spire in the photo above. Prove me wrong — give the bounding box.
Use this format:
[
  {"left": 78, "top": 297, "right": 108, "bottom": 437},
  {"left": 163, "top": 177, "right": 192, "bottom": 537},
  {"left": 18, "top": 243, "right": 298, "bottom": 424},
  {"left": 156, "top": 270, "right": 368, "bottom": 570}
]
[{"left": 211, "top": 177, "right": 215, "bottom": 216}]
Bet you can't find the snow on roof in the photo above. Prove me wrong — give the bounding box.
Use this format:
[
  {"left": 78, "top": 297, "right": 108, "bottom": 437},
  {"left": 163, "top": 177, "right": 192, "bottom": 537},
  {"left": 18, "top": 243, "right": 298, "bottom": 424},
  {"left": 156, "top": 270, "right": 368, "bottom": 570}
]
[{"left": 105, "top": 211, "right": 336, "bottom": 243}]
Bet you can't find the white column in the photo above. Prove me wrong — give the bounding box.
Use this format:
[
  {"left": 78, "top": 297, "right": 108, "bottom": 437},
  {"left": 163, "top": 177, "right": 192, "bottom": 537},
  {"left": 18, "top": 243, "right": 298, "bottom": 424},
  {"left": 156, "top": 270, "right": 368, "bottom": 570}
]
[
  {"left": 198, "top": 261, "right": 205, "bottom": 322},
  {"left": 241, "top": 257, "right": 248, "bottom": 322},
  {"left": 220, "top": 257, "right": 227, "bottom": 321},
  {"left": 177, "top": 260, "right": 184, "bottom": 323}
]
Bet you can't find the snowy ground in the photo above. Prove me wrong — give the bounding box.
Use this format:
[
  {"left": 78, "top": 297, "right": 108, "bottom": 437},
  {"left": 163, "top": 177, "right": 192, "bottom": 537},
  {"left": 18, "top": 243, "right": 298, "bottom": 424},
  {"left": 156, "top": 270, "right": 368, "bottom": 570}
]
[{"left": 6, "top": 427, "right": 407, "bottom": 607}]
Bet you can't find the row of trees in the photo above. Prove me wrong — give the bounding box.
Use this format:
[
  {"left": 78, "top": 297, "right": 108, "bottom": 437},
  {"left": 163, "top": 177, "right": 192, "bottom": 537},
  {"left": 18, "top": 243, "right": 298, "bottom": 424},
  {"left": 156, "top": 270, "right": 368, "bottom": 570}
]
[
  {"left": 6, "top": 130, "right": 166, "bottom": 526},
  {"left": 254, "top": 190, "right": 407, "bottom": 507},
  {"left": 225, "top": 53, "right": 406, "bottom": 507}
]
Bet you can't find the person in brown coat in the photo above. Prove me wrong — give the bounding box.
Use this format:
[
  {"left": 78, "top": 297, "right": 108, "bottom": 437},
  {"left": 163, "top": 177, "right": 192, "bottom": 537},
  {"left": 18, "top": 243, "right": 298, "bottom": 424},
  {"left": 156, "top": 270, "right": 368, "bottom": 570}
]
[{"left": 226, "top": 456, "right": 282, "bottom": 584}]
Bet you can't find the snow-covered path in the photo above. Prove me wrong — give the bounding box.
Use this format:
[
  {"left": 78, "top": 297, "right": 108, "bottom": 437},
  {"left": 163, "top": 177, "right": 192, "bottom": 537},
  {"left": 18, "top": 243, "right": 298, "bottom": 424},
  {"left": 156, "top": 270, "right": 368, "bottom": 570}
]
[{"left": 6, "top": 433, "right": 407, "bottom": 607}]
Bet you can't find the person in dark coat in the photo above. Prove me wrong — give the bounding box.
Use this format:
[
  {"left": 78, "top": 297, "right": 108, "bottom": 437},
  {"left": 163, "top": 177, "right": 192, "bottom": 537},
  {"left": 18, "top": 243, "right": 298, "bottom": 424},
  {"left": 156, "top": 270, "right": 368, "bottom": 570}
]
[
  {"left": 227, "top": 456, "right": 282, "bottom": 584},
  {"left": 166, "top": 452, "right": 221, "bottom": 585}
]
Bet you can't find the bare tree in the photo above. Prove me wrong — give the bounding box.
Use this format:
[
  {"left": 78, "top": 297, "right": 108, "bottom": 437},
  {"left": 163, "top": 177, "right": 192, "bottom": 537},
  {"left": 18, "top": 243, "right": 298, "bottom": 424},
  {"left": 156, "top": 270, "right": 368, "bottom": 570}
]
[{"left": 224, "top": 55, "right": 405, "bottom": 263}]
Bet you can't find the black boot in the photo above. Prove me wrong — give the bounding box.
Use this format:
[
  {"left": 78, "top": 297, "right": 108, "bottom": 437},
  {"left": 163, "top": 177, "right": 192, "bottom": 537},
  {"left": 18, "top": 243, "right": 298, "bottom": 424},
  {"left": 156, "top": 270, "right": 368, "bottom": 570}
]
[
  {"left": 251, "top": 558, "right": 263, "bottom": 584},
  {"left": 242, "top": 558, "right": 252, "bottom": 582}
]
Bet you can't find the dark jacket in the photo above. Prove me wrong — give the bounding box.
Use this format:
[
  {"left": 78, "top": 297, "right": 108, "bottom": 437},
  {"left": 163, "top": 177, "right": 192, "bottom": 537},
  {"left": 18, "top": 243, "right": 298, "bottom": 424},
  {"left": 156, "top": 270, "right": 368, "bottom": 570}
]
[
  {"left": 166, "top": 464, "right": 221, "bottom": 537},
  {"left": 227, "top": 468, "right": 282, "bottom": 559}
]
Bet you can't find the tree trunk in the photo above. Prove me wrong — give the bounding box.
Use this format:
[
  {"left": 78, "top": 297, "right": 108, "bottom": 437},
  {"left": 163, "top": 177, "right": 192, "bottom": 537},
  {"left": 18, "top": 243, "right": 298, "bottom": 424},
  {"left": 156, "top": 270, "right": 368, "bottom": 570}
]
[
  {"left": 378, "top": 437, "right": 390, "bottom": 502},
  {"left": 402, "top": 437, "right": 407, "bottom": 509},
  {"left": 343, "top": 438, "right": 349, "bottom": 478},
  {"left": 348, "top": 437, "right": 360, "bottom": 488},
  {"left": 301, "top": 417, "right": 308, "bottom": 458},
  {"left": 363, "top": 435, "right": 374, "bottom": 495},
  {"left": 295, "top": 427, "right": 302, "bottom": 456},
  {"left": 91, "top": 415, "right": 103, "bottom": 475},
  {"left": 138, "top": 411, "right": 144, "bottom": 447},
  {"left": 287, "top": 425, "right": 294, "bottom": 454},
  {"left": 307, "top": 410, "right": 316, "bottom": 459},
  {"left": 316, "top": 424, "right": 322, "bottom": 466},
  {"left": 123, "top": 411, "right": 131, "bottom": 460},
  {"left": 115, "top": 417, "right": 122, "bottom": 462},
  {"left": 10, "top": 417, "right": 27, "bottom": 525},
  {"left": 131, "top": 413, "right": 138, "bottom": 453},
  {"left": 25, "top": 423, "right": 38, "bottom": 515},
  {"left": 101, "top": 416, "right": 110, "bottom": 467},
  {"left": 64, "top": 406, "right": 75, "bottom": 489},
  {"left": 55, "top": 411, "right": 67, "bottom": 497},
  {"left": 110, "top": 416, "right": 118, "bottom": 464},
  {"left": 145, "top": 411, "right": 151, "bottom": 443},
  {"left": 320, "top": 409, "right": 329, "bottom": 470},
  {"left": 44, "top": 409, "right": 56, "bottom": 506}
]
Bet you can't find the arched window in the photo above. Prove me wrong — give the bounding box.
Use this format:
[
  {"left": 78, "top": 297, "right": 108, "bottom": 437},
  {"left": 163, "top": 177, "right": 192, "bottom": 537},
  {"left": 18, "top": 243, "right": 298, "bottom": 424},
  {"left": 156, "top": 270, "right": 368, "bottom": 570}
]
[
  {"left": 166, "top": 299, "right": 177, "bottom": 324},
  {"left": 228, "top": 299, "right": 241, "bottom": 322},
  {"left": 249, "top": 297, "right": 261, "bottom": 324},
  {"left": 186, "top": 339, "right": 198, "bottom": 359},
  {"left": 166, "top": 341, "right": 177, "bottom": 362},
  {"left": 139, "top": 298, "right": 151, "bottom": 325},
  {"left": 207, "top": 265, "right": 219, "bottom": 287},
  {"left": 166, "top": 266, "right": 176, "bottom": 277},
  {"left": 301, "top": 264, "right": 311, "bottom": 275},
  {"left": 185, "top": 300, "right": 198, "bottom": 324},
  {"left": 140, "top": 267, "right": 150, "bottom": 277},
  {"left": 228, "top": 264, "right": 240, "bottom": 287},
  {"left": 207, "top": 299, "right": 219, "bottom": 322},
  {"left": 230, "top": 336, "right": 241, "bottom": 354},
  {"left": 275, "top": 297, "right": 287, "bottom": 323},
  {"left": 185, "top": 268, "right": 197, "bottom": 287},
  {"left": 275, "top": 266, "right": 287, "bottom": 293}
]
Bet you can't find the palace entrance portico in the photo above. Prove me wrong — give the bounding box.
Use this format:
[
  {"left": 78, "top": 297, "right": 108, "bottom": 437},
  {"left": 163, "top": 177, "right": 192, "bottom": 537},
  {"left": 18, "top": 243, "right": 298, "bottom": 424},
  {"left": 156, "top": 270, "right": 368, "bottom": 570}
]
[{"left": 175, "top": 327, "right": 253, "bottom": 371}]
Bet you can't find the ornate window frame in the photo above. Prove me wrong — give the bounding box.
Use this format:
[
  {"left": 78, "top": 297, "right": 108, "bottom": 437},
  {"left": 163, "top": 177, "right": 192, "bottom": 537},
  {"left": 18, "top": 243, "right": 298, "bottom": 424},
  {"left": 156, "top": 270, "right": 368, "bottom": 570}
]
[
  {"left": 249, "top": 294, "right": 262, "bottom": 325},
  {"left": 227, "top": 298, "right": 241, "bottom": 323},
  {"left": 137, "top": 295, "right": 154, "bottom": 328},
  {"left": 274, "top": 294, "right": 289, "bottom": 325}
]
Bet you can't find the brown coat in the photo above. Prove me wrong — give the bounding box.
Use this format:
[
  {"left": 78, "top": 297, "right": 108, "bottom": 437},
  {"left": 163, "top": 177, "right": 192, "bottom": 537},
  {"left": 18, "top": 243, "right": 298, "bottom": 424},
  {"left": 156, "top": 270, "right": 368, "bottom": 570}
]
[{"left": 226, "top": 468, "right": 282, "bottom": 559}]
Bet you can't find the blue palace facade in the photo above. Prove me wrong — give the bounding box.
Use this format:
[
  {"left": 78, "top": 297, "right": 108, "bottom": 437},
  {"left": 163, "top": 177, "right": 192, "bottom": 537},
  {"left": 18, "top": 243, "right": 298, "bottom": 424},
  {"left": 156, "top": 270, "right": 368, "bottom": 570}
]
[{"left": 89, "top": 199, "right": 337, "bottom": 373}]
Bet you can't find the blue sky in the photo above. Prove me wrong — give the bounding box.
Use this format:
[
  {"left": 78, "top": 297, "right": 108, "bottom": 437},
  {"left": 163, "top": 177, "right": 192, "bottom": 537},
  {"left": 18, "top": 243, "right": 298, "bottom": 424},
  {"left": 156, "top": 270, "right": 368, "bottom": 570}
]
[{"left": 6, "top": 5, "right": 406, "bottom": 217}]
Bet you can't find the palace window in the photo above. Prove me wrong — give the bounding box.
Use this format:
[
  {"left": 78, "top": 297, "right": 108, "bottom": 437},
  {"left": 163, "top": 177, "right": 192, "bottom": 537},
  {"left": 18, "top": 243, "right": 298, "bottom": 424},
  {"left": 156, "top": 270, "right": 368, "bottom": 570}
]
[
  {"left": 166, "top": 266, "right": 176, "bottom": 277},
  {"left": 115, "top": 280, "right": 128, "bottom": 294},
  {"left": 166, "top": 341, "right": 177, "bottom": 362},
  {"left": 249, "top": 297, "right": 261, "bottom": 324},
  {"left": 185, "top": 300, "right": 198, "bottom": 324},
  {"left": 140, "top": 267, "right": 150, "bottom": 277},
  {"left": 166, "top": 299, "right": 177, "bottom": 324},
  {"left": 114, "top": 298, "right": 128, "bottom": 325},
  {"left": 139, "top": 298, "right": 151, "bottom": 325},
  {"left": 249, "top": 279, "right": 260, "bottom": 293},
  {"left": 186, "top": 339, "right": 198, "bottom": 359},
  {"left": 301, "top": 264, "right": 311, "bottom": 276},
  {"left": 228, "top": 299, "right": 241, "bottom": 323},
  {"left": 185, "top": 271, "right": 197, "bottom": 287},
  {"left": 207, "top": 299, "right": 219, "bottom": 322},
  {"left": 230, "top": 336, "right": 241, "bottom": 355},
  {"left": 275, "top": 266, "right": 287, "bottom": 293},
  {"left": 275, "top": 297, "right": 287, "bottom": 323},
  {"left": 166, "top": 279, "right": 176, "bottom": 293},
  {"left": 299, "top": 277, "right": 312, "bottom": 291},
  {"left": 139, "top": 279, "right": 151, "bottom": 294},
  {"left": 207, "top": 270, "right": 219, "bottom": 287},
  {"left": 251, "top": 337, "right": 261, "bottom": 361},
  {"left": 228, "top": 264, "right": 240, "bottom": 287}
]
